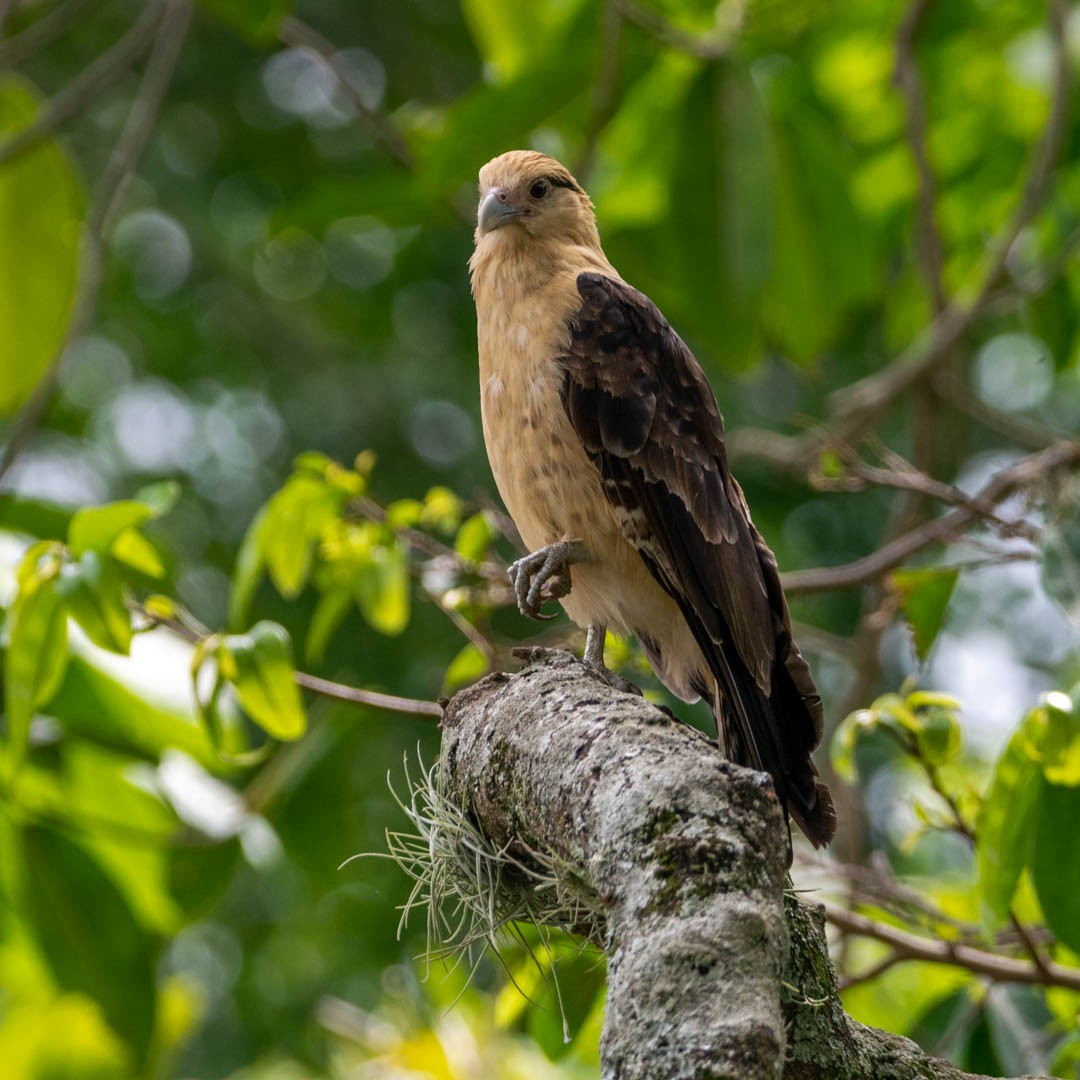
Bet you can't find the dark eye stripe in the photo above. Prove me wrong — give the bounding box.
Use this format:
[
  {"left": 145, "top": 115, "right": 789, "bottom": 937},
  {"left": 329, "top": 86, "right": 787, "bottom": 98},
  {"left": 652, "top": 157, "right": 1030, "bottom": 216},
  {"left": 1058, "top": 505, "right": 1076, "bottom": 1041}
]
[{"left": 548, "top": 174, "right": 584, "bottom": 194}]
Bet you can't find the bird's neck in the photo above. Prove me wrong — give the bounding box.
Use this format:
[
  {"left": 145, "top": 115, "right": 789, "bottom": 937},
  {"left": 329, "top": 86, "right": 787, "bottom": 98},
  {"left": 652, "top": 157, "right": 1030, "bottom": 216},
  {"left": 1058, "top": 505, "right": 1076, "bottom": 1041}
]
[{"left": 469, "top": 229, "right": 616, "bottom": 307}]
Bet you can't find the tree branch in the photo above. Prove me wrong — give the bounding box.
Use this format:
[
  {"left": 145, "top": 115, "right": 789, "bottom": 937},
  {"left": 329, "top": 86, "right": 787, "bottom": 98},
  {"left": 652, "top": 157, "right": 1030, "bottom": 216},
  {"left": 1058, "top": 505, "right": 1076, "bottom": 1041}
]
[
  {"left": 134, "top": 602, "right": 443, "bottom": 719},
  {"left": 437, "top": 651, "right": 1048, "bottom": 1078},
  {"left": 812, "top": 440, "right": 1039, "bottom": 541},
  {"left": 823, "top": 901, "right": 1080, "bottom": 994},
  {"left": 0, "top": 1, "right": 165, "bottom": 168},
  {"left": 780, "top": 441, "right": 1080, "bottom": 595},
  {"left": 0, "top": 0, "right": 103, "bottom": 69}
]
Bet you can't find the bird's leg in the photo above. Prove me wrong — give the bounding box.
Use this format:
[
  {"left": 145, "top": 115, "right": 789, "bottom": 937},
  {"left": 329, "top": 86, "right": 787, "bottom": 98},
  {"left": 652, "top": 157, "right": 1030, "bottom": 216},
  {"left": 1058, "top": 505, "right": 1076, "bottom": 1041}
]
[
  {"left": 582, "top": 621, "right": 645, "bottom": 699},
  {"left": 584, "top": 622, "right": 607, "bottom": 668},
  {"left": 507, "top": 539, "right": 588, "bottom": 621}
]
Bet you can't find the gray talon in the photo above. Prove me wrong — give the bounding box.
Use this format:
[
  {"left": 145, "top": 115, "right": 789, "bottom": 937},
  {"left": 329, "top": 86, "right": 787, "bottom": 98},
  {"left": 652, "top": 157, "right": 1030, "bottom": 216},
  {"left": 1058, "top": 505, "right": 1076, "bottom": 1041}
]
[{"left": 507, "top": 540, "right": 588, "bottom": 621}]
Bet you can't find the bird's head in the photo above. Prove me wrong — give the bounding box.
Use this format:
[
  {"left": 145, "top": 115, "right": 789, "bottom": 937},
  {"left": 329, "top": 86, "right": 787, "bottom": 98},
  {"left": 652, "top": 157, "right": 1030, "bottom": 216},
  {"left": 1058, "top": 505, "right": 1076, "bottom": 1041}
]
[{"left": 474, "top": 151, "right": 598, "bottom": 249}]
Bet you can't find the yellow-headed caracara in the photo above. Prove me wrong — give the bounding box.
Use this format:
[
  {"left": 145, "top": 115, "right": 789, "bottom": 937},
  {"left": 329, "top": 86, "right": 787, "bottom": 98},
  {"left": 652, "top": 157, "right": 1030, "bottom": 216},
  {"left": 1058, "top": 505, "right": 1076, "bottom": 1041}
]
[{"left": 470, "top": 150, "right": 836, "bottom": 850}]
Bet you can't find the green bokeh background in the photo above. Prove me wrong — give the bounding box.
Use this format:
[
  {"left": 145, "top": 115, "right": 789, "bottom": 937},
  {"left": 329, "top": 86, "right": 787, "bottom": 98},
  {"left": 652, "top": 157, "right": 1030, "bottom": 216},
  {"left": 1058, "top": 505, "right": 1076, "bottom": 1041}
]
[{"left": 1, "top": 0, "right": 1079, "bottom": 1076}]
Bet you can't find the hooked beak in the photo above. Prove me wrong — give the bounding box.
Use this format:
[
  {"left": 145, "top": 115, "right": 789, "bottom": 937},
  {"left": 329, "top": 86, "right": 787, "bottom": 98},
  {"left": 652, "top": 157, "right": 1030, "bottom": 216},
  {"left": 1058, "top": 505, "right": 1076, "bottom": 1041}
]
[{"left": 478, "top": 188, "right": 523, "bottom": 234}]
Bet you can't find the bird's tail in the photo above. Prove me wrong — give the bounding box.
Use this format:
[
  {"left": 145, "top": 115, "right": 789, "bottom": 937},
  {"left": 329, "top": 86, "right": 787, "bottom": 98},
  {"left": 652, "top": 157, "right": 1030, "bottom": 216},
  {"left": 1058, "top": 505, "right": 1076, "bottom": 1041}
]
[{"left": 706, "top": 645, "right": 836, "bottom": 852}]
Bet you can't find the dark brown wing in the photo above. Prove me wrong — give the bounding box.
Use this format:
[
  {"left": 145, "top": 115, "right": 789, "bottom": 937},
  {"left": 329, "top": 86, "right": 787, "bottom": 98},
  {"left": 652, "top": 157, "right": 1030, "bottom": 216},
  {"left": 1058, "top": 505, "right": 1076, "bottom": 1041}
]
[{"left": 560, "top": 272, "right": 835, "bottom": 848}]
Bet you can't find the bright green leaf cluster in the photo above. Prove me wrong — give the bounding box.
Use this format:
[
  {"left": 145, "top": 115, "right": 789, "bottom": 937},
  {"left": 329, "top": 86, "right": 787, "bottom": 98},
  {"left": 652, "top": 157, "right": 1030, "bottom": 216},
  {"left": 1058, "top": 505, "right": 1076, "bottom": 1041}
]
[
  {"left": 832, "top": 688, "right": 964, "bottom": 783},
  {"left": 231, "top": 454, "right": 502, "bottom": 666},
  {"left": 977, "top": 687, "right": 1080, "bottom": 954},
  {"left": 3, "top": 487, "right": 176, "bottom": 776}
]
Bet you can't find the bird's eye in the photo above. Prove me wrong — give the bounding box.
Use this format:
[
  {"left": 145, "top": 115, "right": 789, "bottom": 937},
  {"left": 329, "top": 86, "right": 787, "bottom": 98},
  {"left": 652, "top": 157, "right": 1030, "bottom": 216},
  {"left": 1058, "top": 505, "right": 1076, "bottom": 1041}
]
[{"left": 529, "top": 178, "right": 551, "bottom": 200}]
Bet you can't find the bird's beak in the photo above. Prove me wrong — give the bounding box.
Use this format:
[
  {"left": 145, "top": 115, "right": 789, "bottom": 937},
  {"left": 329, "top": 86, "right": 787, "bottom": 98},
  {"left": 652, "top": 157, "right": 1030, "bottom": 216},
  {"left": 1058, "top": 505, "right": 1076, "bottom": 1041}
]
[{"left": 478, "top": 188, "right": 522, "bottom": 234}]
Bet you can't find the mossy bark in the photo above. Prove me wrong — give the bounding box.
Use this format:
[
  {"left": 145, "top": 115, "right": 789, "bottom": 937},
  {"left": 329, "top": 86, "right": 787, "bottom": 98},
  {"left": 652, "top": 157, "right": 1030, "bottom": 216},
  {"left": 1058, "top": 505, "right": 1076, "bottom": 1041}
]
[{"left": 440, "top": 650, "right": 1042, "bottom": 1080}]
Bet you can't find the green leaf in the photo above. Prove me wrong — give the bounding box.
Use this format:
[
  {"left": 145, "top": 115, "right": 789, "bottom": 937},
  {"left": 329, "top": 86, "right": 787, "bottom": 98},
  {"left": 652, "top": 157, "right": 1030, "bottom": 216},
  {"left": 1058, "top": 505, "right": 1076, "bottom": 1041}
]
[
  {"left": 0, "top": 492, "right": 72, "bottom": 541},
  {"left": 461, "top": 0, "right": 586, "bottom": 82},
  {"left": 890, "top": 567, "right": 960, "bottom": 663},
  {"left": 917, "top": 707, "right": 963, "bottom": 766},
  {"left": 665, "top": 61, "right": 771, "bottom": 369},
  {"left": 4, "top": 562, "right": 68, "bottom": 770},
  {"left": 871, "top": 692, "right": 920, "bottom": 735},
  {"left": 305, "top": 584, "right": 353, "bottom": 664},
  {"left": 21, "top": 826, "right": 158, "bottom": 1062},
  {"left": 132, "top": 479, "right": 181, "bottom": 517},
  {"left": 454, "top": 512, "right": 496, "bottom": 562},
  {"left": 1031, "top": 777, "right": 1080, "bottom": 954},
  {"left": 830, "top": 709, "right": 875, "bottom": 783},
  {"left": 977, "top": 711, "right": 1042, "bottom": 931},
  {"left": 0, "top": 77, "right": 85, "bottom": 417},
  {"left": 762, "top": 77, "right": 878, "bottom": 361},
  {"left": 229, "top": 503, "right": 269, "bottom": 630},
  {"left": 68, "top": 501, "right": 152, "bottom": 559},
  {"left": 355, "top": 540, "right": 410, "bottom": 636},
  {"left": 111, "top": 527, "right": 166, "bottom": 579},
  {"left": 219, "top": 621, "right": 306, "bottom": 740},
  {"left": 68, "top": 485, "right": 175, "bottom": 567},
  {"left": 169, "top": 837, "right": 242, "bottom": 921},
  {"left": 195, "top": 0, "right": 293, "bottom": 44},
  {"left": 385, "top": 498, "right": 423, "bottom": 529},
  {"left": 228, "top": 474, "right": 344, "bottom": 625},
  {"left": 1041, "top": 691, "right": 1080, "bottom": 785},
  {"left": 592, "top": 52, "right": 700, "bottom": 229},
  {"left": 263, "top": 476, "right": 341, "bottom": 600},
  {"left": 55, "top": 551, "right": 132, "bottom": 655},
  {"left": 444, "top": 643, "right": 489, "bottom": 692},
  {"left": 421, "top": 486, "right": 463, "bottom": 533}
]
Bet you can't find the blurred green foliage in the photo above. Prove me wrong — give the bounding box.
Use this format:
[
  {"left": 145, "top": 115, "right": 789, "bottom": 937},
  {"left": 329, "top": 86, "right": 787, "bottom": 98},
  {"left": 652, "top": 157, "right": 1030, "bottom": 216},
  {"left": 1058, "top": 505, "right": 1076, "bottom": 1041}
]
[{"left": 1, "top": 0, "right": 1080, "bottom": 1076}]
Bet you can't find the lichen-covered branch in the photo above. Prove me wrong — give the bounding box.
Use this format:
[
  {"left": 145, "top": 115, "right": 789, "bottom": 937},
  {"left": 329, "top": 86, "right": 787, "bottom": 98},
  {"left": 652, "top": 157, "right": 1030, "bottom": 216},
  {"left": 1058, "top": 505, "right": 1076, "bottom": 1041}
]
[{"left": 440, "top": 651, "right": 1044, "bottom": 1079}]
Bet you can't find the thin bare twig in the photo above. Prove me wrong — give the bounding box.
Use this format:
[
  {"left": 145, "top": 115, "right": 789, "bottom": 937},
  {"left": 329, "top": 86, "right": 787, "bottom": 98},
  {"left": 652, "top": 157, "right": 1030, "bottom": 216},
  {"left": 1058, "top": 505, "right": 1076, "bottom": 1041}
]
[
  {"left": 136, "top": 602, "right": 443, "bottom": 719},
  {"left": 981, "top": 224, "right": 1080, "bottom": 315},
  {"left": 294, "top": 671, "right": 442, "bottom": 718},
  {"left": 823, "top": 900, "right": 1080, "bottom": 993},
  {"left": 0, "top": 0, "right": 190, "bottom": 487},
  {"left": 813, "top": 441, "right": 1039, "bottom": 542},
  {"left": 838, "top": 952, "right": 906, "bottom": 992},
  {"left": 277, "top": 15, "right": 414, "bottom": 169},
  {"left": 932, "top": 369, "right": 1066, "bottom": 452},
  {"left": 423, "top": 585, "right": 498, "bottom": 666},
  {"left": 781, "top": 441, "right": 1080, "bottom": 594},
  {"left": 0, "top": 1, "right": 165, "bottom": 168},
  {"left": 0, "top": 0, "right": 104, "bottom": 69}
]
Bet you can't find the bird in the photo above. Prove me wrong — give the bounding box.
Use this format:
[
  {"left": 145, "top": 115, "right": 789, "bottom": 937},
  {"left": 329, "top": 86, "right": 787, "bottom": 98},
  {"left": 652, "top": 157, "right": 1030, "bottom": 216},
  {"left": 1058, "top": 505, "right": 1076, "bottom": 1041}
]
[{"left": 469, "top": 149, "right": 835, "bottom": 851}]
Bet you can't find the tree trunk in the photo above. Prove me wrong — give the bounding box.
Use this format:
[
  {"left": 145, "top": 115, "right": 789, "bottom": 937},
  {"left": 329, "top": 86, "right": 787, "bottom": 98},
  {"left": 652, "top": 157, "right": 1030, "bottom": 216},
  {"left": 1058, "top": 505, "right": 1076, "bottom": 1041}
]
[{"left": 439, "top": 649, "right": 1043, "bottom": 1080}]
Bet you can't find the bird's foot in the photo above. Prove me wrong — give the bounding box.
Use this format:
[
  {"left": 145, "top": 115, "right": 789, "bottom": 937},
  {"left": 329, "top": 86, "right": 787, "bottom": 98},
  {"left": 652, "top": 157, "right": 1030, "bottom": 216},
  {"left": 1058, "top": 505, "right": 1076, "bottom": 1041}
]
[
  {"left": 583, "top": 622, "right": 642, "bottom": 697},
  {"left": 508, "top": 539, "right": 588, "bottom": 621}
]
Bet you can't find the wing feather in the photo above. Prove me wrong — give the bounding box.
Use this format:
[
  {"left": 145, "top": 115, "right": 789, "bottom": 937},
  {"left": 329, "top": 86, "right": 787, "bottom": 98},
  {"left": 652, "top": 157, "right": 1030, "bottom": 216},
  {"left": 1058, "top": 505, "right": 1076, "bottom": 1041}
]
[{"left": 560, "top": 272, "right": 835, "bottom": 847}]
